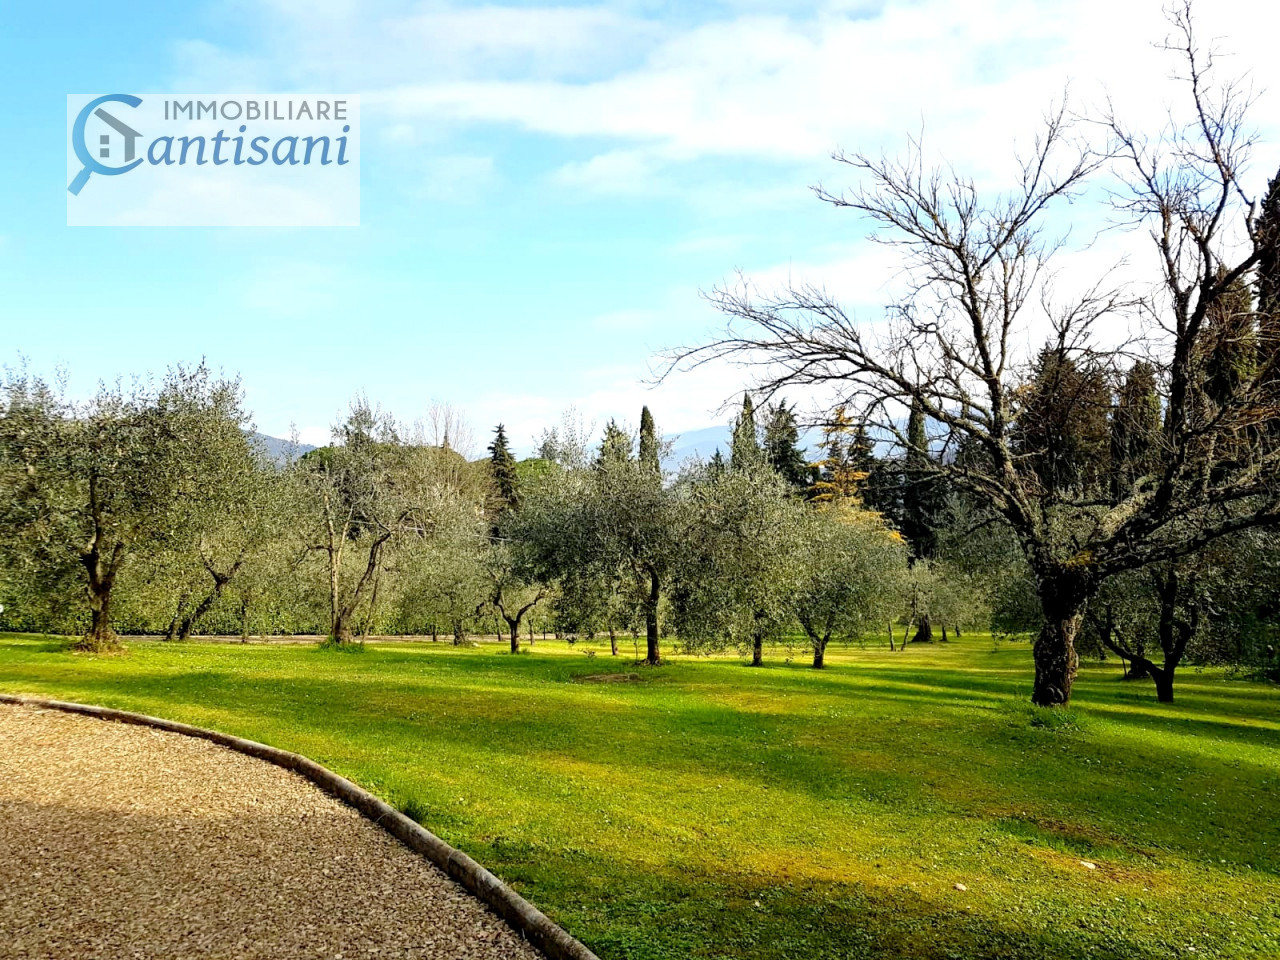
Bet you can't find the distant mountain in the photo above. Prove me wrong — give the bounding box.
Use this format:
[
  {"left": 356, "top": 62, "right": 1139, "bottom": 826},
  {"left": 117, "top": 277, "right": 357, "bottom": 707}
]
[
  {"left": 665, "top": 424, "right": 821, "bottom": 469},
  {"left": 251, "top": 432, "right": 317, "bottom": 464},
  {"left": 665, "top": 425, "right": 731, "bottom": 467}
]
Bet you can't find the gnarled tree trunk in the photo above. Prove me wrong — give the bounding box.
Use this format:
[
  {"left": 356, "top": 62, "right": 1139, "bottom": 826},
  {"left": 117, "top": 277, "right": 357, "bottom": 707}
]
[
  {"left": 911, "top": 615, "right": 933, "bottom": 643},
  {"left": 77, "top": 542, "right": 124, "bottom": 653},
  {"left": 1031, "top": 572, "right": 1091, "bottom": 707},
  {"left": 644, "top": 566, "right": 661, "bottom": 665}
]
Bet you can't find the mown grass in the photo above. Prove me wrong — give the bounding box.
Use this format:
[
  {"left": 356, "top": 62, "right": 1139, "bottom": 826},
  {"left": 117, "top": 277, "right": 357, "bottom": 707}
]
[{"left": 1, "top": 632, "right": 1277, "bottom": 959}]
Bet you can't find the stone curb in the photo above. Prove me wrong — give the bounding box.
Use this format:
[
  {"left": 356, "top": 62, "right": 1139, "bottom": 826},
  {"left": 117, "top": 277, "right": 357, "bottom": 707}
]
[{"left": 0, "top": 693, "right": 601, "bottom": 960}]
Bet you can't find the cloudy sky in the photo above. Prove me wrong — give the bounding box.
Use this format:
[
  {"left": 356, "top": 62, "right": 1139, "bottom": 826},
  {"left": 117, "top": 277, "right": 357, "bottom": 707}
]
[{"left": 4, "top": 0, "right": 1279, "bottom": 454}]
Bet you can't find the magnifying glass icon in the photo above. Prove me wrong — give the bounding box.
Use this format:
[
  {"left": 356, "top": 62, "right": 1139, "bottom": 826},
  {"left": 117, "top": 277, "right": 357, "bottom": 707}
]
[{"left": 68, "top": 93, "right": 144, "bottom": 196}]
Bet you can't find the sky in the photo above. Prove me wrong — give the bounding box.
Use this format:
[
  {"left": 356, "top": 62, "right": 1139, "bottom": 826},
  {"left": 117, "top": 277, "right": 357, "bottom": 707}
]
[{"left": 4, "top": 0, "right": 1280, "bottom": 456}]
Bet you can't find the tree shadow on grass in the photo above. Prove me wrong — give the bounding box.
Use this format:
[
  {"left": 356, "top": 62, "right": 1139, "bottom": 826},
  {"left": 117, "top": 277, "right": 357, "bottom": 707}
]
[{"left": 479, "top": 842, "right": 1221, "bottom": 960}]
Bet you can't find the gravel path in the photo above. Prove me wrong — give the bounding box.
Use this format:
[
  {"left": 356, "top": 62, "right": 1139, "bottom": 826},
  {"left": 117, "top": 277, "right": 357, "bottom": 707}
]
[{"left": 0, "top": 703, "right": 544, "bottom": 960}]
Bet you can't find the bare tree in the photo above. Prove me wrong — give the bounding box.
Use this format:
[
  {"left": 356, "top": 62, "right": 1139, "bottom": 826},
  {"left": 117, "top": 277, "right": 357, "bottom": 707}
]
[{"left": 669, "top": 6, "right": 1280, "bottom": 705}]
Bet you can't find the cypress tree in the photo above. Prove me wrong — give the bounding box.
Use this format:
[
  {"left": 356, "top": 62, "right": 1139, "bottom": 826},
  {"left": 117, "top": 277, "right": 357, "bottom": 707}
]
[
  {"left": 901, "top": 397, "right": 938, "bottom": 558},
  {"left": 762, "top": 401, "right": 808, "bottom": 491},
  {"left": 1200, "top": 271, "right": 1257, "bottom": 410},
  {"left": 730, "top": 393, "right": 763, "bottom": 472},
  {"left": 1110, "top": 361, "right": 1162, "bottom": 499},
  {"left": 638, "top": 405, "right": 661, "bottom": 474},
  {"left": 1257, "top": 171, "right": 1280, "bottom": 442},
  {"left": 488, "top": 423, "right": 520, "bottom": 512}
]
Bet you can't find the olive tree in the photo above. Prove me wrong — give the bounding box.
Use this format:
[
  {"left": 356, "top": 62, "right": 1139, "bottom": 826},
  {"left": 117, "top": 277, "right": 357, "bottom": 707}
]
[
  {"left": 300, "top": 399, "right": 468, "bottom": 644},
  {"left": 0, "top": 364, "right": 249, "bottom": 650},
  {"left": 672, "top": 8, "right": 1280, "bottom": 704},
  {"left": 794, "top": 505, "right": 908, "bottom": 667},
  {"left": 511, "top": 416, "right": 679, "bottom": 664},
  {"left": 671, "top": 464, "right": 804, "bottom": 666}
]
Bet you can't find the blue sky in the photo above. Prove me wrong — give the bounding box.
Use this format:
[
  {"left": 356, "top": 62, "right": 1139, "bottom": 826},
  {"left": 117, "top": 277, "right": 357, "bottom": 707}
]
[{"left": 4, "top": 0, "right": 1278, "bottom": 455}]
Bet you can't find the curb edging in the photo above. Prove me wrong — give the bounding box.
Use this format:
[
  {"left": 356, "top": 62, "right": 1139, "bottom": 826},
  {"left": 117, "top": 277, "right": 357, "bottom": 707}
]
[{"left": 0, "top": 693, "right": 600, "bottom": 960}]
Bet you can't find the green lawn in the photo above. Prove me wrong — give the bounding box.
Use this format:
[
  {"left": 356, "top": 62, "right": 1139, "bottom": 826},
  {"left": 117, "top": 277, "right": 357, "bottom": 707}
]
[{"left": 1, "top": 633, "right": 1277, "bottom": 959}]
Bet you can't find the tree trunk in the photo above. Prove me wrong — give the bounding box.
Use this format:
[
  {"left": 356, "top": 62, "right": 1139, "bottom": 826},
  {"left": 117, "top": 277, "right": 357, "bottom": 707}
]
[
  {"left": 83, "top": 582, "right": 118, "bottom": 651},
  {"left": 509, "top": 620, "right": 520, "bottom": 654},
  {"left": 178, "top": 568, "right": 237, "bottom": 642},
  {"left": 644, "top": 568, "right": 661, "bottom": 665},
  {"left": 1151, "top": 665, "right": 1175, "bottom": 703},
  {"left": 940, "top": 624, "right": 949, "bottom": 642},
  {"left": 166, "top": 592, "right": 191, "bottom": 642},
  {"left": 77, "top": 548, "right": 122, "bottom": 652},
  {"left": 887, "top": 621, "right": 895, "bottom": 651},
  {"left": 812, "top": 634, "right": 830, "bottom": 669},
  {"left": 1031, "top": 573, "right": 1094, "bottom": 706},
  {"left": 911, "top": 615, "right": 933, "bottom": 643},
  {"left": 751, "top": 633, "right": 764, "bottom": 667},
  {"left": 1032, "top": 614, "right": 1081, "bottom": 706},
  {"left": 331, "top": 614, "right": 355, "bottom": 644},
  {"left": 328, "top": 550, "right": 343, "bottom": 642},
  {"left": 610, "top": 630, "right": 618, "bottom": 657},
  {"left": 1146, "top": 565, "right": 1192, "bottom": 704},
  {"left": 1124, "top": 655, "right": 1151, "bottom": 681}
]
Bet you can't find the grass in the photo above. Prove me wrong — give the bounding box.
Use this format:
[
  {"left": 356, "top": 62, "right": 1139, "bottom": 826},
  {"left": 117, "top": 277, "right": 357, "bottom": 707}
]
[{"left": 1, "top": 632, "right": 1277, "bottom": 959}]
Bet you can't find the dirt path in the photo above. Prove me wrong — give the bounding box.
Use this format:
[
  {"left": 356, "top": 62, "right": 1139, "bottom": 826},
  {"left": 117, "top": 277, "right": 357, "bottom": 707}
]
[{"left": 0, "top": 703, "right": 543, "bottom": 959}]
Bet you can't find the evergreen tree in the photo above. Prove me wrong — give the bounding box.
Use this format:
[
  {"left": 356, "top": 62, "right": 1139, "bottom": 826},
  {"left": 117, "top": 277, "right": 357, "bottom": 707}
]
[
  {"left": 848, "top": 423, "right": 877, "bottom": 479},
  {"left": 729, "top": 394, "right": 763, "bottom": 472},
  {"left": 488, "top": 424, "right": 519, "bottom": 512},
  {"left": 901, "top": 397, "right": 939, "bottom": 641},
  {"left": 595, "top": 419, "right": 633, "bottom": 469},
  {"left": 638, "top": 406, "right": 661, "bottom": 475},
  {"left": 808, "top": 406, "right": 867, "bottom": 505},
  {"left": 863, "top": 455, "right": 905, "bottom": 532},
  {"left": 1013, "top": 346, "right": 1112, "bottom": 495},
  {"left": 901, "top": 397, "right": 939, "bottom": 561},
  {"left": 1257, "top": 167, "right": 1280, "bottom": 320},
  {"left": 1258, "top": 170, "right": 1280, "bottom": 439},
  {"left": 762, "top": 401, "right": 808, "bottom": 491},
  {"left": 1110, "top": 361, "right": 1162, "bottom": 499},
  {"left": 1199, "top": 271, "right": 1257, "bottom": 410}
]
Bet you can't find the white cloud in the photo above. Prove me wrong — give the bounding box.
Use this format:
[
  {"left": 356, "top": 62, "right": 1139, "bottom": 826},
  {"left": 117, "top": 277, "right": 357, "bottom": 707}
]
[
  {"left": 553, "top": 148, "right": 666, "bottom": 195},
  {"left": 187, "top": 0, "right": 1280, "bottom": 202},
  {"left": 416, "top": 153, "right": 497, "bottom": 201}
]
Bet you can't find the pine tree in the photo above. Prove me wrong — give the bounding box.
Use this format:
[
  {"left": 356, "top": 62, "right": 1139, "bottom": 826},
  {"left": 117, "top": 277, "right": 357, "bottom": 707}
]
[
  {"left": 729, "top": 393, "right": 763, "bottom": 472},
  {"left": 762, "top": 402, "right": 808, "bottom": 491},
  {"left": 595, "top": 419, "right": 632, "bottom": 469},
  {"left": 1013, "top": 346, "right": 1112, "bottom": 495},
  {"left": 807, "top": 406, "right": 867, "bottom": 505},
  {"left": 1199, "top": 271, "right": 1257, "bottom": 410},
  {"left": 488, "top": 423, "right": 519, "bottom": 511},
  {"left": 1110, "top": 361, "right": 1162, "bottom": 499},
  {"left": 638, "top": 406, "right": 661, "bottom": 475}
]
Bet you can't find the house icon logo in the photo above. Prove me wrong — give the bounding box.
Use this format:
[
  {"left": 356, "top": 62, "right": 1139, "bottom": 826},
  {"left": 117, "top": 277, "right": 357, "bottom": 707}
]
[
  {"left": 96, "top": 109, "right": 142, "bottom": 162},
  {"left": 68, "top": 93, "right": 144, "bottom": 195}
]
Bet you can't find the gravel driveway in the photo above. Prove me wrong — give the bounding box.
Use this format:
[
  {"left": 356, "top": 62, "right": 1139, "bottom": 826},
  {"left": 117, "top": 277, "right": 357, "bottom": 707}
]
[{"left": 0, "top": 703, "right": 543, "bottom": 959}]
